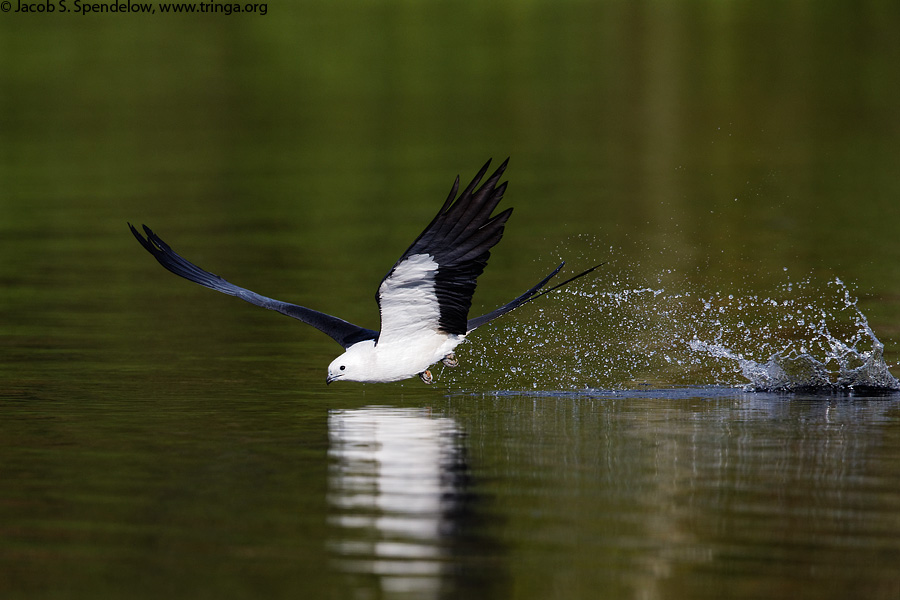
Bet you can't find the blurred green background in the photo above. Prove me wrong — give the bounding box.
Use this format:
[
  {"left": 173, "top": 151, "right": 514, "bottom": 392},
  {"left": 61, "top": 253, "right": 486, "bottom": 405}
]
[
  {"left": 2, "top": 2, "right": 900, "bottom": 599},
  {"left": 2, "top": 1, "right": 899, "bottom": 385}
]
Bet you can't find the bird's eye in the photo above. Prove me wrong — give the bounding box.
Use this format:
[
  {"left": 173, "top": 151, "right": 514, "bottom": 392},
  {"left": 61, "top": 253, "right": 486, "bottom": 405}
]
[{"left": 340, "top": 365, "right": 346, "bottom": 371}]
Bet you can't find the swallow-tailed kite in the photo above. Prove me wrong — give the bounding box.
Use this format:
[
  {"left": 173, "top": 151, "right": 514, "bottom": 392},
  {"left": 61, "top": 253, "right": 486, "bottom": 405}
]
[{"left": 130, "top": 159, "right": 598, "bottom": 384}]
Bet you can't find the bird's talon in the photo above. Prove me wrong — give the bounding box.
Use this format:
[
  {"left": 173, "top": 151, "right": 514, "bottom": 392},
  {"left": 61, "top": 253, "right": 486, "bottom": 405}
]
[
  {"left": 441, "top": 353, "right": 458, "bottom": 367},
  {"left": 419, "top": 370, "right": 433, "bottom": 384}
]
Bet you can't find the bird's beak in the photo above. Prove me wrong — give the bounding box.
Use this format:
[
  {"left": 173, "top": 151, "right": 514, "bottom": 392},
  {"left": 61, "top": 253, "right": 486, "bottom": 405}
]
[{"left": 326, "top": 374, "right": 336, "bottom": 385}]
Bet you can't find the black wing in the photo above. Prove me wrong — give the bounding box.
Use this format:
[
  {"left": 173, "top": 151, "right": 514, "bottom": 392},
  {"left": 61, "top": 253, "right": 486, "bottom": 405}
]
[
  {"left": 129, "top": 224, "right": 377, "bottom": 349},
  {"left": 377, "top": 158, "right": 512, "bottom": 339}
]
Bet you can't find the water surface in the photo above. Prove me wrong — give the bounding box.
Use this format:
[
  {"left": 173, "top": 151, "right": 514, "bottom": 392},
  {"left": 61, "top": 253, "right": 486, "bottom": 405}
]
[{"left": 3, "top": 1, "right": 900, "bottom": 599}]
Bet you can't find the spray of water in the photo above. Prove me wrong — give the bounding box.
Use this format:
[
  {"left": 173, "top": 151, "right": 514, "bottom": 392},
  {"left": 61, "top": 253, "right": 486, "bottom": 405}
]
[
  {"left": 447, "top": 267, "right": 899, "bottom": 393},
  {"left": 685, "top": 277, "right": 899, "bottom": 392}
]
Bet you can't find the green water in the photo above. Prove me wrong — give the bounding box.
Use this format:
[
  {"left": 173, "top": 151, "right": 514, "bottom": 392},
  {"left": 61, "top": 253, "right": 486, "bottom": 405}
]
[{"left": 3, "top": 1, "right": 900, "bottom": 599}]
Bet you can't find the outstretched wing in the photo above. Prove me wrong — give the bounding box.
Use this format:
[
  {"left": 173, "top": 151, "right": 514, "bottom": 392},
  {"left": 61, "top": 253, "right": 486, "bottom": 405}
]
[
  {"left": 375, "top": 159, "right": 512, "bottom": 345},
  {"left": 129, "top": 224, "right": 378, "bottom": 349}
]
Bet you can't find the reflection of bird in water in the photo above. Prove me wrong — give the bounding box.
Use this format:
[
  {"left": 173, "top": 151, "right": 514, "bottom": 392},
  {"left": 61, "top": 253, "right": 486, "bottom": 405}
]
[
  {"left": 326, "top": 407, "right": 471, "bottom": 597},
  {"left": 130, "top": 159, "right": 599, "bottom": 384}
]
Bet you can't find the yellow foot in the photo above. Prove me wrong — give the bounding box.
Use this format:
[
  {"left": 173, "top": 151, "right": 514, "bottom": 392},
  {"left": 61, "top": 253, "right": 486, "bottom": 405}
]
[
  {"left": 441, "top": 353, "right": 458, "bottom": 367},
  {"left": 419, "top": 370, "right": 433, "bottom": 384}
]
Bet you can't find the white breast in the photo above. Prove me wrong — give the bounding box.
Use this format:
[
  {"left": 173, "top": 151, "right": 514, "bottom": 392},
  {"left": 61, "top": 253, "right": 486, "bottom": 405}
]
[{"left": 338, "top": 332, "right": 464, "bottom": 383}]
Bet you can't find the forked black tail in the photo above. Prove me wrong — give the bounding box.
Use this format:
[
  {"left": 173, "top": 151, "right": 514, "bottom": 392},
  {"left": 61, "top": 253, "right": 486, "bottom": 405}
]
[{"left": 466, "top": 262, "right": 603, "bottom": 333}]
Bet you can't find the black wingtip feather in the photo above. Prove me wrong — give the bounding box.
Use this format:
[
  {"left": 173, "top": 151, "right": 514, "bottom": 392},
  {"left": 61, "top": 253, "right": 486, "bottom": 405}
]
[
  {"left": 440, "top": 175, "right": 461, "bottom": 214},
  {"left": 434, "top": 161, "right": 510, "bottom": 248},
  {"left": 459, "top": 158, "right": 494, "bottom": 199}
]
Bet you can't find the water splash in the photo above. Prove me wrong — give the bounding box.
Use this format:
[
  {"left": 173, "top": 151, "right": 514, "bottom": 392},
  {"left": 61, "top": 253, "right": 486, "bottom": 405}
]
[
  {"left": 688, "top": 278, "right": 899, "bottom": 392},
  {"left": 448, "top": 269, "right": 899, "bottom": 393}
]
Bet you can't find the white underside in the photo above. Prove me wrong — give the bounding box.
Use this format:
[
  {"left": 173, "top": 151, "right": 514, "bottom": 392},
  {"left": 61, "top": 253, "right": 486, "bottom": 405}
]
[
  {"left": 326, "top": 252, "right": 466, "bottom": 383},
  {"left": 346, "top": 333, "right": 463, "bottom": 383},
  {"left": 328, "top": 332, "right": 464, "bottom": 383}
]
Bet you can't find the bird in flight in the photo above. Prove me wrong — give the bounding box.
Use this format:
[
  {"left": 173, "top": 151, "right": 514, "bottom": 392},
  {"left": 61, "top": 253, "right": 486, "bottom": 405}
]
[{"left": 130, "top": 159, "right": 598, "bottom": 385}]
